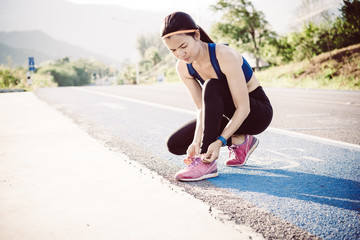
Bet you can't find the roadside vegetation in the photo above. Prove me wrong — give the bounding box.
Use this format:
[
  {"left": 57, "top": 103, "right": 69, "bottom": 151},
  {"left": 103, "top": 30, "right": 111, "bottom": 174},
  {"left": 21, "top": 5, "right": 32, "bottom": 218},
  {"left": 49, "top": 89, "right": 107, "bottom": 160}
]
[
  {"left": 0, "top": 65, "right": 57, "bottom": 90},
  {"left": 127, "top": 0, "right": 360, "bottom": 90},
  {"left": 36, "top": 57, "right": 116, "bottom": 87},
  {"left": 1, "top": 0, "right": 359, "bottom": 91},
  {"left": 257, "top": 43, "right": 360, "bottom": 90},
  {"left": 0, "top": 57, "right": 117, "bottom": 91}
]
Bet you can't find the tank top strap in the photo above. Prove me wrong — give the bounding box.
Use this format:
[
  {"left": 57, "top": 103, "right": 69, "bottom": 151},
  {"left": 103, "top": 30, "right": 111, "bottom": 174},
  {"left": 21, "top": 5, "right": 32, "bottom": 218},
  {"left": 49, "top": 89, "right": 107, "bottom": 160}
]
[
  {"left": 208, "top": 43, "right": 227, "bottom": 81},
  {"left": 241, "top": 56, "right": 253, "bottom": 82},
  {"left": 186, "top": 63, "right": 205, "bottom": 85}
]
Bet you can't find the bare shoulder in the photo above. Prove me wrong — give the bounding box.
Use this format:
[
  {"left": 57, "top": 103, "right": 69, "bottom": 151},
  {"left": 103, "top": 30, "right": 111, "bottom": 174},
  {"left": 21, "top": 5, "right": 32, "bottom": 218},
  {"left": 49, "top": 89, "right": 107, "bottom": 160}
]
[
  {"left": 176, "top": 60, "right": 190, "bottom": 77},
  {"left": 176, "top": 59, "right": 186, "bottom": 72},
  {"left": 215, "top": 44, "right": 243, "bottom": 69}
]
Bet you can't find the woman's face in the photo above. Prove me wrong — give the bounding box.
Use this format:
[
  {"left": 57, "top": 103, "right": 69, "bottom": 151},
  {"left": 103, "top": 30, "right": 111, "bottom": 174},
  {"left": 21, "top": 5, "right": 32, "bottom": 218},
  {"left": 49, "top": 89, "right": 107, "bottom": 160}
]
[{"left": 163, "top": 31, "right": 200, "bottom": 63}]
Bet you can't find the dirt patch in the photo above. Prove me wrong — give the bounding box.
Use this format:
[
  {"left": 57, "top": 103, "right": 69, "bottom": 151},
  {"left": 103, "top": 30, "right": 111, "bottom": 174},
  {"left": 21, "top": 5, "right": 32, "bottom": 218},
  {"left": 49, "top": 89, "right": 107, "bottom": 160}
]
[
  {"left": 257, "top": 43, "right": 360, "bottom": 89},
  {"left": 297, "top": 44, "right": 360, "bottom": 80}
]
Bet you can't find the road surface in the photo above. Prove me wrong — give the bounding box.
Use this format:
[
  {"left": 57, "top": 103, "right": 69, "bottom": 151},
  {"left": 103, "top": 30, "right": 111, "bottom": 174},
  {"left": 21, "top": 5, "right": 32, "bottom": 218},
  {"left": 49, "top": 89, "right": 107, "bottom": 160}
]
[{"left": 35, "top": 84, "right": 360, "bottom": 240}]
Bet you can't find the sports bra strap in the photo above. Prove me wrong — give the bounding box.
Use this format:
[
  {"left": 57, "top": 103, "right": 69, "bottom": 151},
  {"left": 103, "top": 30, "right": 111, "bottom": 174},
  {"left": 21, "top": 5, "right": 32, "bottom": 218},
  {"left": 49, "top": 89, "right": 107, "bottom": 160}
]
[
  {"left": 186, "top": 64, "right": 204, "bottom": 84},
  {"left": 186, "top": 43, "right": 253, "bottom": 84},
  {"left": 208, "top": 43, "right": 227, "bottom": 81}
]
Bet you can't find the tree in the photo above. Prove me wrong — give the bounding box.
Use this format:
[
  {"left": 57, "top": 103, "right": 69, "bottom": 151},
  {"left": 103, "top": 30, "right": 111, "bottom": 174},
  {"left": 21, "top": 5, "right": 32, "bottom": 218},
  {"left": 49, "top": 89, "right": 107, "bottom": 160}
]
[
  {"left": 267, "top": 35, "right": 296, "bottom": 64},
  {"left": 119, "top": 64, "right": 137, "bottom": 85},
  {"left": 137, "top": 34, "right": 149, "bottom": 59},
  {"left": 211, "top": 0, "right": 274, "bottom": 70},
  {"left": 144, "top": 47, "right": 161, "bottom": 67},
  {"left": 136, "top": 33, "right": 168, "bottom": 59},
  {"left": 37, "top": 58, "right": 97, "bottom": 86},
  {"left": 0, "top": 68, "right": 19, "bottom": 88},
  {"left": 293, "top": 22, "right": 321, "bottom": 63},
  {"left": 340, "top": 0, "right": 360, "bottom": 46}
]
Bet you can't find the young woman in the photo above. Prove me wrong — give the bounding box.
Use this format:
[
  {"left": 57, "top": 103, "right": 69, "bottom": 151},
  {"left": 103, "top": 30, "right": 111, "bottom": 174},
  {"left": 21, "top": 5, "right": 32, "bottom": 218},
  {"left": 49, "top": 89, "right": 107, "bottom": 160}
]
[{"left": 161, "top": 12, "right": 273, "bottom": 181}]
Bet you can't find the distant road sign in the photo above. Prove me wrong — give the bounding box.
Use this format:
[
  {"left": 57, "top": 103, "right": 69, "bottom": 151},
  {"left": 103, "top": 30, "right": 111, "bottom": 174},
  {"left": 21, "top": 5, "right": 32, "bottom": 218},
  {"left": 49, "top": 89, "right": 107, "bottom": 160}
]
[{"left": 29, "top": 57, "right": 35, "bottom": 71}]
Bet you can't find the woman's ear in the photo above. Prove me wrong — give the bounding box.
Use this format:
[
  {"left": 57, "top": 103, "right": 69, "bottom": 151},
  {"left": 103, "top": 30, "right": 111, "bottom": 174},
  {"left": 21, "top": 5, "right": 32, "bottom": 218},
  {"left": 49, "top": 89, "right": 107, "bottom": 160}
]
[{"left": 195, "top": 30, "right": 201, "bottom": 40}]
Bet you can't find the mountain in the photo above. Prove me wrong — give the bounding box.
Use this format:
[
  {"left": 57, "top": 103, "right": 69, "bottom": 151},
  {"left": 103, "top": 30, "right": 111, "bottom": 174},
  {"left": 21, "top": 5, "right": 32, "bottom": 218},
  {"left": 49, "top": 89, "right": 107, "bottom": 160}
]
[
  {"left": 0, "top": 41, "right": 53, "bottom": 67},
  {"left": 0, "top": 30, "right": 118, "bottom": 66},
  {"left": 0, "top": 0, "right": 177, "bottom": 64}
]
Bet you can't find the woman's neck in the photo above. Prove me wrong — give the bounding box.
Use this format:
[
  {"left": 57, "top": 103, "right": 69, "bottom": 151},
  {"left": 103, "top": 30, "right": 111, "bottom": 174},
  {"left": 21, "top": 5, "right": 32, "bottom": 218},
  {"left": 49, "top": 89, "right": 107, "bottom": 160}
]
[{"left": 193, "top": 41, "right": 210, "bottom": 67}]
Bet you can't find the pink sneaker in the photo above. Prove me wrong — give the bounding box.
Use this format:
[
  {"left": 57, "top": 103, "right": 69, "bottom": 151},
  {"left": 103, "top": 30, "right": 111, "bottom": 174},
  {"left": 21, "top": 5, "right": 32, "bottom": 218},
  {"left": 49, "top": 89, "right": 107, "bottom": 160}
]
[
  {"left": 225, "top": 135, "right": 259, "bottom": 167},
  {"left": 175, "top": 155, "right": 218, "bottom": 181}
]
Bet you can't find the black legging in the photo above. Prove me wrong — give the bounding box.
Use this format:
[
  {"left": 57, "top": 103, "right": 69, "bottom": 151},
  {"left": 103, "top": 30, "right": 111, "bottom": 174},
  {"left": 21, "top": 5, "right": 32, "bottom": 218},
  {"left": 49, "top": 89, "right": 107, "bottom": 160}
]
[{"left": 167, "top": 79, "right": 273, "bottom": 155}]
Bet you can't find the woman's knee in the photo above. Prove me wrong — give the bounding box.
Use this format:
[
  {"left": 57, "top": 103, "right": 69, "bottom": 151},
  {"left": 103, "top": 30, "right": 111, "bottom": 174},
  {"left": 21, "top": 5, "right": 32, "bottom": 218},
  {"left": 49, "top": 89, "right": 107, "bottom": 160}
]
[
  {"left": 203, "top": 78, "right": 222, "bottom": 92},
  {"left": 166, "top": 120, "right": 196, "bottom": 155},
  {"left": 203, "top": 79, "right": 224, "bottom": 100},
  {"left": 166, "top": 134, "right": 181, "bottom": 155},
  {"left": 166, "top": 132, "right": 190, "bottom": 155}
]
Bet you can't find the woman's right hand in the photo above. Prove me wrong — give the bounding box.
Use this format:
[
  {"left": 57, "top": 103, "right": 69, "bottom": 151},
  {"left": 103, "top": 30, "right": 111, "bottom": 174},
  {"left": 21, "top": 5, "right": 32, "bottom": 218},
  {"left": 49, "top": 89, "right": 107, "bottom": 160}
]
[{"left": 186, "top": 142, "right": 200, "bottom": 157}]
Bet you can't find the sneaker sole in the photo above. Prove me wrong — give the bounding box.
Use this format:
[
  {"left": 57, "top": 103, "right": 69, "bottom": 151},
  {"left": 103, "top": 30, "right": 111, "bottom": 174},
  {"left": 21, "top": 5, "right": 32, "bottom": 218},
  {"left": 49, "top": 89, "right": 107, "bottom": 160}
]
[
  {"left": 177, "top": 171, "right": 219, "bottom": 182},
  {"left": 226, "top": 138, "right": 259, "bottom": 167}
]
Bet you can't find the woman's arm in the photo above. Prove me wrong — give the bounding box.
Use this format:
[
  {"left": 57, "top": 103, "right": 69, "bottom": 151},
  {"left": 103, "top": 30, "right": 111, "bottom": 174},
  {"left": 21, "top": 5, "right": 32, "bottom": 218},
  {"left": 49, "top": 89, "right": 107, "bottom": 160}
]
[
  {"left": 217, "top": 46, "right": 250, "bottom": 141},
  {"left": 176, "top": 60, "right": 203, "bottom": 155},
  {"left": 204, "top": 46, "right": 250, "bottom": 162}
]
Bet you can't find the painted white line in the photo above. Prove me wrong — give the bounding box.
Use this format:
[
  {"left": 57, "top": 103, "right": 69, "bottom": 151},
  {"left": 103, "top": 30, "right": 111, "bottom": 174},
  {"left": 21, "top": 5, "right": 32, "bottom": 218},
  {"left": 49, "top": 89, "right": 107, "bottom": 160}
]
[
  {"left": 75, "top": 87, "right": 360, "bottom": 152},
  {"left": 264, "top": 149, "right": 291, "bottom": 158},
  {"left": 286, "top": 113, "right": 332, "bottom": 117},
  {"left": 303, "top": 156, "right": 324, "bottom": 162},
  {"left": 267, "top": 127, "right": 360, "bottom": 151},
  {"left": 278, "top": 148, "right": 306, "bottom": 152},
  {"left": 300, "top": 193, "right": 360, "bottom": 204},
  {"left": 96, "top": 102, "right": 126, "bottom": 110},
  {"left": 75, "top": 87, "right": 196, "bottom": 116},
  {"left": 270, "top": 95, "right": 360, "bottom": 106},
  {"left": 284, "top": 127, "right": 338, "bottom": 131},
  {"left": 250, "top": 156, "right": 300, "bottom": 169}
]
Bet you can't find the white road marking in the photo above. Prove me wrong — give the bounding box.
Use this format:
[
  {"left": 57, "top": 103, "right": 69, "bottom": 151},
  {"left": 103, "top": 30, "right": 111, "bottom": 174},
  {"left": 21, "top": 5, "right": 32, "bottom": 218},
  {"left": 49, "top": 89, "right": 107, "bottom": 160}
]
[
  {"left": 303, "top": 156, "right": 324, "bottom": 162},
  {"left": 270, "top": 95, "right": 360, "bottom": 106},
  {"left": 300, "top": 193, "right": 360, "bottom": 204},
  {"left": 76, "top": 87, "right": 196, "bottom": 116},
  {"left": 74, "top": 87, "right": 360, "bottom": 152},
  {"left": 250, "top": 156, "right": 300, "bottom": 169},
  {"left": 284, "top": 127, "right": 338, "bottom": 131},
  {"left": 286, "top": 113, "right": 332, "bottom": 117},
  {"left": 278, "top": 148, "right": 306, "bottom": 152},
  {"left": 251, "top": 148, "right": 324, "bottom": 169},
  {"left": 267, "top": 127, "right": 360, "bottom": 151},
  {"left": 264, "top": 149, "right": 291, "bottom": 158},
  {"left": 96, "top": 102, "right": 126, "bottom": 110}
]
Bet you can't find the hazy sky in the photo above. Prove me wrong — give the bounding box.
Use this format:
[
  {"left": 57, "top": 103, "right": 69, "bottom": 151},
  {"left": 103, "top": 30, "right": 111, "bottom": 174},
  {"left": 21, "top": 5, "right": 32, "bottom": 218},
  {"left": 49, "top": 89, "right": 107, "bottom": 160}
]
[
  {"left": 66, "top": 0, "right": 300, "bottom": 34},
  {"left": 67, "top": 0, "right": 219, "bottom": 11},
  {"left": 1, "top": 0, "right": 343, "bottom": 63}
]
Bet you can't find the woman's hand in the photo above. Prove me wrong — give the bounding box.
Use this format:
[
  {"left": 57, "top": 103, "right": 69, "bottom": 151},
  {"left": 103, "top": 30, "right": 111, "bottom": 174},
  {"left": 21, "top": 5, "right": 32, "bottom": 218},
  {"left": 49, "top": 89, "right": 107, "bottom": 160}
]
[
  {"left": 186, "top": 142, "right": 200, "bottom": 157},
  {"left": 203, "top": 140, "right": 222, "bottom": 163}
]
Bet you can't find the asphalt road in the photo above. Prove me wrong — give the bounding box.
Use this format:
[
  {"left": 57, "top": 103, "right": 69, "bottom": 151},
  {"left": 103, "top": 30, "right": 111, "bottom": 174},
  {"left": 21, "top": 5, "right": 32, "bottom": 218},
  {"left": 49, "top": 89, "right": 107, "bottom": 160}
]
[
  {"left": 35, "top": 84, "right": 360, "bottom": 240},
  {"left": 53, "top": 83, "right": 360, "bottom": 145}
]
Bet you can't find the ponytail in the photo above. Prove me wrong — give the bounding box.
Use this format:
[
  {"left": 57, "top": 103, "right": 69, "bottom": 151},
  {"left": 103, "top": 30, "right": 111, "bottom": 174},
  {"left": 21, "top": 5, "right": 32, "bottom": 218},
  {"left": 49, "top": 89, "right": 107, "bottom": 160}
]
[{"left": 198, "top": 26, "right": 214, "bottom": 43}]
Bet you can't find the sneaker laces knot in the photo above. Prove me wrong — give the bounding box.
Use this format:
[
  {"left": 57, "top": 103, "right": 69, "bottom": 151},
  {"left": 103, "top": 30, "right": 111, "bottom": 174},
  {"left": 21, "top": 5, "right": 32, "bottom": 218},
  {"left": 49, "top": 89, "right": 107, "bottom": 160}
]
[
  {"left": 184, "top": 156, "right": 196, "bottom": 165},
  {"left": 183, "top": 154, "right": 205, "bottom": 167},
  {"left": 228, "top": 145, "right": 237, "bottom": 158}
]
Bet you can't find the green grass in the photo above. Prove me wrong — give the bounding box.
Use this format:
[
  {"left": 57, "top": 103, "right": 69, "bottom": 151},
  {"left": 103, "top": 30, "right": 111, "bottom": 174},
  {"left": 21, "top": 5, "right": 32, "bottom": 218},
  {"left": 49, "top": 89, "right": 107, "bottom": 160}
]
[
  {"left": 0, "top": 65, "right": 58, "bottom": 91},
  {"left": 257, "top": 44, "right": 360, "bottom": 90}
]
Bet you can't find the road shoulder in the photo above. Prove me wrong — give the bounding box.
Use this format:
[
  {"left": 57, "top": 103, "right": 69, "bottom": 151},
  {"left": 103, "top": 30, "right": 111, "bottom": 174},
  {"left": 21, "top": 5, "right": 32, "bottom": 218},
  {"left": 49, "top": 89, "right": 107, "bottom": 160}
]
[{"left": 0, "top": 92, "right": 262, "bottom": 240}]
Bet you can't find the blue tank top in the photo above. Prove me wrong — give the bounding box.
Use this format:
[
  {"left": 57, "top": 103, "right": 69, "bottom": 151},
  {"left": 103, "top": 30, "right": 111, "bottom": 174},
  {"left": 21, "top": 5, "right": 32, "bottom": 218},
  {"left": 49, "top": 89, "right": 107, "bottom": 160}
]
[{"left": 186, "top": 43, "right": 253, "bottom": 85}]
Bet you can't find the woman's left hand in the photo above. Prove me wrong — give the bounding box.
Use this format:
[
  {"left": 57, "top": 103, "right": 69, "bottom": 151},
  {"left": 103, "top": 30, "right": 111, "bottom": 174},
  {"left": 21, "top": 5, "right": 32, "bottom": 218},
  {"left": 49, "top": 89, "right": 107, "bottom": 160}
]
[{"left": 203, "top": 140, "right": 222, "bottom": 163}]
